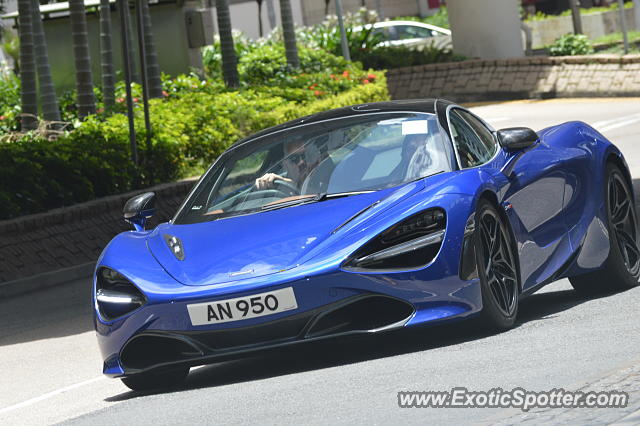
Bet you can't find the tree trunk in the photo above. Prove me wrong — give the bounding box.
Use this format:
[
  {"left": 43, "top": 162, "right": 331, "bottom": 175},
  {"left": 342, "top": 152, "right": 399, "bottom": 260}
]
[
  {"left": 140, "top": 0, "right": 162, "bottom": 98},
  {"left": 31, "top": 0, "right": 60, "bottom": 123},
  {"left": 256, "top": 0, "right": 264, "bottom": 38},
  {"left": 325, "top": 0, "right": 331, "bottom": 16},
  {"left": 215, "top": 0, "right": 239, "bottom": 88},
  {"left": 17, "top": 0, "right": 38, "bottom": 130},
  {"left": 279, "top": 0, "right": 299, "bottom": 68},
  {"left": 121, "top": 1, "right": 140, "bottom": 83},
  {"left": 99, "top": 0, "right": 115, "bottom": 111},
  {"left": 69, "top": 0, "right": 96, "bottom": 118}
]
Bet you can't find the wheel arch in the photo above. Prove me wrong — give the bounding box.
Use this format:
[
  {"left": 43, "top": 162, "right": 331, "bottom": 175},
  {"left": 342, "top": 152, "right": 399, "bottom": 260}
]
[{"left": 606, "top": 152, "right": 634, "bottom": 204}]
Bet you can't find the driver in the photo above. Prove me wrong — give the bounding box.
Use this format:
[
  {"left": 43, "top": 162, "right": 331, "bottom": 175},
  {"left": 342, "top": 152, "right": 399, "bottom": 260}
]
[{"left": 255, "top": 140, "right": 314, "bottom": 191}]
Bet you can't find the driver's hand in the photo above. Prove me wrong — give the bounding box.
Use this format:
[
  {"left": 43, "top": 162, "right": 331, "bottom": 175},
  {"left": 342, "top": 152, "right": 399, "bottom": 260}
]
[{"left": 255, "top": 173, "right": 292, "bottom": 190}]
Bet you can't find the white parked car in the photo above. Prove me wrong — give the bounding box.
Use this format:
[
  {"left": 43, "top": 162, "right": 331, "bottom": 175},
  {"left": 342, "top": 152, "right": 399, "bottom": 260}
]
[{"left": 356, "top": 20, "right": 452, "bottom": 50}]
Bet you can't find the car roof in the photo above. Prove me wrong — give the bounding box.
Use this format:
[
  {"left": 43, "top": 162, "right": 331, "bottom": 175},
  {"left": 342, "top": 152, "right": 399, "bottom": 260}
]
[
  {"left": 231, "top": 99, "right": 448, "bottom": 149},
  {"left": 361, "top": 20, "right": 451, "bottom": 35}
]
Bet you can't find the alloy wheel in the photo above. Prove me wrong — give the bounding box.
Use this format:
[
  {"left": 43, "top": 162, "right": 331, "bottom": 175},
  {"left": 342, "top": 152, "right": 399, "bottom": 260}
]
[
  {"left": 608, "top": 173, "right": 640, "bottom": 276},
  {"left": 478, "top": 208, "right": 518, "bottom": 317}
]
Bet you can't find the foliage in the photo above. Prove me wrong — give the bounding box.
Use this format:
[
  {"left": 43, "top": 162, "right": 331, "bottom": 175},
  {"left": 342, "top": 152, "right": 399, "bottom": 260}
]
[
  {"left": 0, "top": 72, "right": 389, "bottom": 219},
  {"left": 353, "top": 44, "right": 464, "bottom": 70},
  {"left": 0, "top": 72, "right": 21, "bottom": 133},
  {"left": 549, "top": 33, "right": 594, "bottom": 56},
  {"left": 294, "top": 8, "right": 382, "bottom": 56},
  {"left": 1, "top": 27, "right": 19, "bottom": 71},
  {"left": 593, "top": 30, "right": 640, "bottom": 45},
  {"left": 238, "top": 44, "right": 352, "bottom": 85},
  {"left": 291, "top": 7, "right": 457, "bottom": 70},
  {"left": 395, "top": 7, "right": 450, "bottom": 29},
  {"left": 525, "top": 1, "right": 633, "bottom": 22}
]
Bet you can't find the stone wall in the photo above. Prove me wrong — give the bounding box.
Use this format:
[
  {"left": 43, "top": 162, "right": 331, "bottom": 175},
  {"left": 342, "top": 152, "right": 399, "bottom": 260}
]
[
  {"left": 386, "top": 55, "right": 640, "bottom": 102},
  {"left": 0, "top": 179, "right": 197, "bottom": 284}
]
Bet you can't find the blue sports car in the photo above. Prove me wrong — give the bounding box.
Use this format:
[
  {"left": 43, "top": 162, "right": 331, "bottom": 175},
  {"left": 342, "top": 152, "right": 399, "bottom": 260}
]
[{"left": 94, "top": 99, "right": 639, "bottom": 391}]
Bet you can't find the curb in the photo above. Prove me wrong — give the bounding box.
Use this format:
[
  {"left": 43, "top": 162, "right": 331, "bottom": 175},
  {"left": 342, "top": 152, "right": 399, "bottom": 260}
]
[{"left": 0, "top": 262, "right": 95, "bottom": 299}]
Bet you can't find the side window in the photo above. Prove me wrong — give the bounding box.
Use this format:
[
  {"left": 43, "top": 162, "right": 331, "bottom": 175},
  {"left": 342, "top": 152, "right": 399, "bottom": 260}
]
[
  {"left": 397, "top": 25, "right": 433, "bottom": 40},
  {"left": 449, "top": 110, "right": 495, "bottom": 168},
  {"left": 396, "top": 25, "right": 434, "bottom": 40},
  {"left": 372, "top": 27, "right": 393, "bottom": 41},
  {"left": 457, "top": 110, "right": 497, "bottom": 155}
]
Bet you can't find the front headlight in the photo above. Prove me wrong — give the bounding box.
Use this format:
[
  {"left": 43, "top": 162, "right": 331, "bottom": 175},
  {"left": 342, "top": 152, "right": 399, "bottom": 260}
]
[
  {"left": 95, "top": 267, "right": 146, "bottom": 321},
  {"left": 343, "top": 208, "right": 446, "bottom": 271}
]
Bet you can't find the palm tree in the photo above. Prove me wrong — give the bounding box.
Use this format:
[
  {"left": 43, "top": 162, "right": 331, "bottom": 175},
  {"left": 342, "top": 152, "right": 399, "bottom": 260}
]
[
  {"left": 279, "top": 0, "right": 299, "bottom": 68},
  {"left": 121, "top": 1, "right": 140, "bottom": 83},
  {"left": 324, "top": 0, "right": 331, "bottom": 16},
  {"left": 139, "top": 0, "right": 162, "bottom": 98},
  {"left": 256, "top": 0, "right": 264, "bottom": 37},
  {"left": 31, "top": 0, "right": 61, "bottom": 123},
  {"left": 69, "top": 0, "right": 96, "bottom": 118},
  {"left": 17, "top": 0, "right": 38, "bottom": 130},
  {"left": 215, "top": 0, "right": 239, "bottom": 88},
  {"left": 99, "top": 0, "right": 115, "bottom": 111}
]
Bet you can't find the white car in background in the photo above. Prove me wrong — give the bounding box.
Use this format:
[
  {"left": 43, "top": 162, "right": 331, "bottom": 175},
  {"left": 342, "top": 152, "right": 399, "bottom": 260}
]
[{"left": 358, "top": 20, "right": 452, "bottom": 50}]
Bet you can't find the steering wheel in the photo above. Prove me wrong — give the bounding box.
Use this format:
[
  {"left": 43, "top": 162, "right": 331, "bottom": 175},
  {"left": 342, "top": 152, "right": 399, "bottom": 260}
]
[{"left": 273, "top": 179, "right": 300, "bottom": 196}]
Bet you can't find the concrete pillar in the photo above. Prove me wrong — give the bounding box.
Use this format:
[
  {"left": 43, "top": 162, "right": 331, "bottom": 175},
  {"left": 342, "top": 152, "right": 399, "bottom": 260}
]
[{"left": 447, "top": 0, "right": 524, "bottom": 60}]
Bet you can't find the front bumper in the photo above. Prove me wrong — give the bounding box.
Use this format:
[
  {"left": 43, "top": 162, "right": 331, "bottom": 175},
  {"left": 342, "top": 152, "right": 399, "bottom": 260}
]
[{"left": 96, "top": 265, "right": 481, "bottom": 377}]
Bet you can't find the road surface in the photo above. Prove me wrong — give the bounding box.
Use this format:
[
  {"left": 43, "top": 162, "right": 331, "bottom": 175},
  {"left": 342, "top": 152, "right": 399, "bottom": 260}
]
[{"left": 1, "top": 98, "right": 640, "bottom": 425}]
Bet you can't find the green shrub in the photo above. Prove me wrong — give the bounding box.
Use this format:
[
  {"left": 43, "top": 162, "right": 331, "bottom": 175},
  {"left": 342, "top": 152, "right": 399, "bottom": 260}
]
[
  {"left": 549, "top": 33, "right": 594, "bottom": 56},
  {"left": 0, "top": 74, "right": 389, "bottom": 219},
  {"left": 290, "top": 8, "right": 457, "bottom": 70},
  {"left": 353, "top": 44, "right": 463, "bottom": 69},
  {"left": 295, "top": 9, "right": 383, "bottom": 58},
  {"left": 525, "top": 1, "right": 633, "bottom": 22},
  {"left": 0, "top": 72, "right": 21, "bottom": 133}
]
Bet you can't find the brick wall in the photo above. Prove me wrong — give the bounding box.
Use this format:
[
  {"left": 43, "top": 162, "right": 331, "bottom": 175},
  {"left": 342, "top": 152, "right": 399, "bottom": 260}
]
[
  {"left": 387, "top": 55, "right": 640, "bottom": 103},
  {"left": 0, "top": 179, "right": 197, "bottom": 284}
]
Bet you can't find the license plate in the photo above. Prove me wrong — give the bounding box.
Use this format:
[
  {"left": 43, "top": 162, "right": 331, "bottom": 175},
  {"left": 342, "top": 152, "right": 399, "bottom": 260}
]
[{"left": 187, "top": 287, "right": 298, "bottom": 326}]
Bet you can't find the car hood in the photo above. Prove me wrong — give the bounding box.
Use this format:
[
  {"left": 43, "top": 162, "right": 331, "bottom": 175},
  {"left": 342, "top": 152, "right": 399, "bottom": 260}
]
[{"left": 147, "top": 183, "right": 424, "bottom": 286}]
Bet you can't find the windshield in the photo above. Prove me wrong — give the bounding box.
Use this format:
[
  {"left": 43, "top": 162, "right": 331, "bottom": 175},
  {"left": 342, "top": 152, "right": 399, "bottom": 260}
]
[{"left": 175, "top": 112, "right": 451, "bottom": 225}]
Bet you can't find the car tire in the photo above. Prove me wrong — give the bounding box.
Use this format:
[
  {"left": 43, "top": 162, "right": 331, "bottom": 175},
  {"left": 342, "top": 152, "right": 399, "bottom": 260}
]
[
  {"left": 121, "top": 367, "right": 189, "bottom": 392},
  {"left": 475, "top": 198, "right": 520, "bottom": 330},
  {"left": 569, "top": 163, "right": 640, "bottom": 294}
]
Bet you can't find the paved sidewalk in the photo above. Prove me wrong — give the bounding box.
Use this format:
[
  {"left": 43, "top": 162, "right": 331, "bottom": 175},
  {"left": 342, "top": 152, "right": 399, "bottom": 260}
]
[{"left": 486, "top": 360, "right": 640, "bottom": 425}]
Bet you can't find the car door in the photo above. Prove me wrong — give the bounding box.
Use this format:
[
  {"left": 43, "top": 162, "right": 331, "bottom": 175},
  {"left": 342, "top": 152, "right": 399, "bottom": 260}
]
[{"left": 449, "top": 109, "right": 571, "bottom": 290}]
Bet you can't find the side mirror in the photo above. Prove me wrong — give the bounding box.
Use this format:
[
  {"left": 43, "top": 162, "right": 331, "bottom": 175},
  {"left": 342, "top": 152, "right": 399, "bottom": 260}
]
[
  {"left": 123, "top": 192, "right": 156, "bottom": 232},
  {"left": 496, "top": 127, "right": 539, "bottom": 151}
]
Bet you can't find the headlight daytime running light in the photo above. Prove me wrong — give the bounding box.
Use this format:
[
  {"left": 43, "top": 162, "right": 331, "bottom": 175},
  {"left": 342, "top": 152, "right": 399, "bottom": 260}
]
[{"left": 344, "top": 208, "right": 446, "bottom": 271}]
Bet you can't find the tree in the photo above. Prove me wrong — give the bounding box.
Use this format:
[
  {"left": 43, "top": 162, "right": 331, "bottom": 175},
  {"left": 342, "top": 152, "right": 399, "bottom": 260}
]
[
  {"left": 215, "top": 0, "right": 239, "bottom": 88},
  {"left": 99, "top": 0, "right": 115, "bottom": 111},
  {"left": 17, "top": 0, "right": 38, "bottom": 130},
  {"left": 256, "top": 0, "right": 264, "bottom": 37},
  {"left": 139, "top": 0, "right": 162, "bottom": 98},
  {"left": 31, "top": 0, "right": 60, "bottom": 123},
  {"left": 279, "top": 0, "right": 299, "bottom": 68},
  {"left": 324, "top": 0, "right": 331, "bottom": 16},
  {"left": 69, "top": 0, "right": 96, "bottom": 118}
]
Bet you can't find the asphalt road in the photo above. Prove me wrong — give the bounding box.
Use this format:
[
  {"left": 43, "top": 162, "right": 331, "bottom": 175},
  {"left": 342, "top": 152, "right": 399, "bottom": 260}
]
[{"left": 1, "top": 98, "right": 640, "bottom": 425}]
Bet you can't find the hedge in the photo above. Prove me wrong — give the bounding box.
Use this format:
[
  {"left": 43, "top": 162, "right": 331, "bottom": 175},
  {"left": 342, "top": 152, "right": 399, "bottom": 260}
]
[{"left": 0, "top": 73, "right": 389, "bottom": 220}]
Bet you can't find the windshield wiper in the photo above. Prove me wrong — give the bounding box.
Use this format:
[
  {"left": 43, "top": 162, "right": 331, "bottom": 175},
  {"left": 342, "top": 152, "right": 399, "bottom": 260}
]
[
  {"left": 314, "top": 190, "right": 375, "bottom": 201},
  {"left": 260, "top": 195, "right": 318, "bottom": 212},
  {"left": 261, "top": 191, "right": 375, "bottom": 212}
]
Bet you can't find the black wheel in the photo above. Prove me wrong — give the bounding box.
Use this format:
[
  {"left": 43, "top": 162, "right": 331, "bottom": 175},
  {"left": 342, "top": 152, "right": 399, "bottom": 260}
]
[
  {"left": 569, "top": 163, "right": 640, "bottom": 293},
  {"left": 121, "top": 367, "right": 189, "bottom": 392},
  {"left": 475, "top": 199, "right": 520, "bottom": 330}
]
